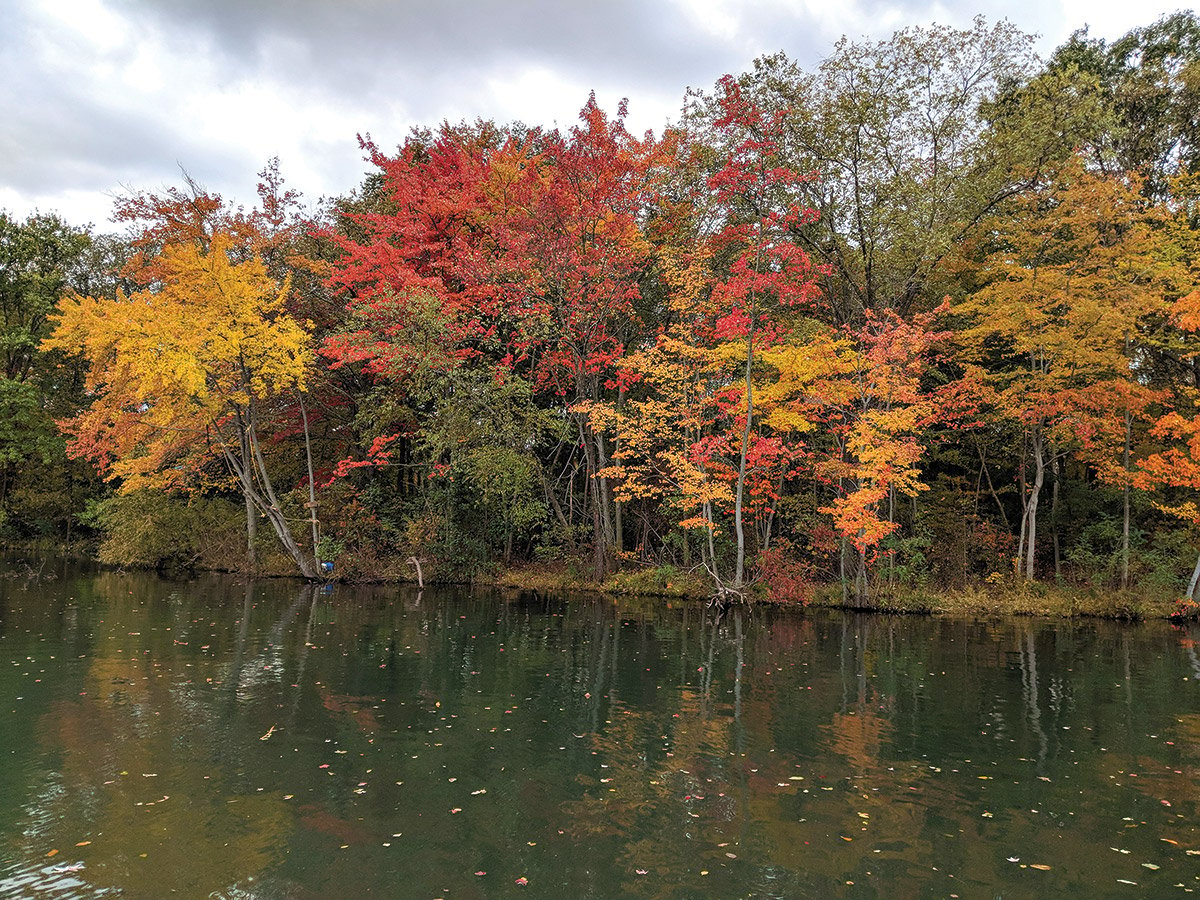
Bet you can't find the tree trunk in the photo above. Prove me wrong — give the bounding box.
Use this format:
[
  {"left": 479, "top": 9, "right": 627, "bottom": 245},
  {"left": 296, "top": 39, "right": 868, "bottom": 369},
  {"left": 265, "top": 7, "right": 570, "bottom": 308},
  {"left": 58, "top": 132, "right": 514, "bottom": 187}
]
[
  {"left": 855, "top": 545, "right": 869, "bottom": 605},
  {"left": 245, "top": 403, "right": 317, "bottom": 579},
  {"left": 1187, "top": 551, "right": 1200, "bottom": 602},
  {"left": 218, "top": 406, "right": 315, "bottom": 580},
  {"left": 840, "top": 535, "right": 849, "bottom": 605},
  {"left": 703, "top": 500, "right": 720, "bottom": 585},
  {"left": 239, "top": 423, "right": 257, "bottom": 570},
  {"left": 975, "top": 439, "right": 1010, "bottom": 530},
  {"left": 578, "top": 415, "right": 614, "bottom": 580},
  {"left": 1024, "top": 426, "right": 1045, "bottom": 582},
  {"left": 614, "top": 383, "right": 625, "bottom": 557},
  {"left": 733, "top": 319, "right": 754, "bottom": 591},
  {"left": 1122, "top": 408, "right": 1132, "bottom": 591},
  {"left": 1050, "top": 452, "right": 1061, "bottom": 582},
  {"left": 888, "top": 484, "right": 896, "bottom": 587},
  {"left": 299, "top": 392, "right": 321, "bottom": 566},
  {"left": 1017, "top": 431, "right": 1028, "bottom": 578}
]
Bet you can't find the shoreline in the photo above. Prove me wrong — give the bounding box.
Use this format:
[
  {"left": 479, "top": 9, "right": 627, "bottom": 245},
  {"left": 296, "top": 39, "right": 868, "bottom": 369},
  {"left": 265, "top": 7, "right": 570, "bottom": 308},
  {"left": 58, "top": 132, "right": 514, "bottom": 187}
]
[{"left": 3, "top": 544, "right": 1191, "bottom": 621}]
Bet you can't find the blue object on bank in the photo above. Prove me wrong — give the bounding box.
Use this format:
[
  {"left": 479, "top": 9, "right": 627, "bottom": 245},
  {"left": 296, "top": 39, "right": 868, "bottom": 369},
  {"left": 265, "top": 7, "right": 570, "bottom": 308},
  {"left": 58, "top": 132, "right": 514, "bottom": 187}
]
[{"left": 320, "top": 561, "right": 335, "bottom": 576}]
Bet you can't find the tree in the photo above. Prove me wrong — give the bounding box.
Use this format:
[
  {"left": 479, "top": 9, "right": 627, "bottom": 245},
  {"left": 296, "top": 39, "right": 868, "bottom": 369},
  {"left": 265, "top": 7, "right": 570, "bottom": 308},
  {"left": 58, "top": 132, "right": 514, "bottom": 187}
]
[
  {"left": 1051, "top": 12, "right": 1200, "bottom": 197},
  {"left": 742, "top": 18, "right": 1106, "bottom": 322},
  {"left": 579, "top": 77, "right": 822, "bottom": 598},
  {"left": 700, "top": 75, "right": 823, "bottom": 594},
  {"left": 44, "top": 233, "right": 318, "bottom": 577},
  {"left": 0, "top": 212, "right": 103, "bottom": 535},
  {"left": 956, "top": 157, "right": 1170, "bottom": 581},
  {"left": 325, "top": 103, "right": 658, "bottom": 578}
]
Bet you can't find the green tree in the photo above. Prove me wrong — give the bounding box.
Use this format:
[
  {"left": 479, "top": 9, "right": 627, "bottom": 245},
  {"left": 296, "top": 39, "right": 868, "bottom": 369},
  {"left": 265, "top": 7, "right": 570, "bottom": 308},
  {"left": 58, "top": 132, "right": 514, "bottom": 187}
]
[
  {"left": 0, "top": 212, "right": 105, "bottom": 536},
  {"left": 742, "top": 18, "right": 1106, "bottom": 322}
]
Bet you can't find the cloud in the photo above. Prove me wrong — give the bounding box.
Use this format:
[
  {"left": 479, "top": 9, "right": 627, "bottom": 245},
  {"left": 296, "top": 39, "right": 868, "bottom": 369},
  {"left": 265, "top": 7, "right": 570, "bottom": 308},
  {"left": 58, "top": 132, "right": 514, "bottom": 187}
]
[{"left": 0, "top": 0, "right": 1191, "bottom": 227}]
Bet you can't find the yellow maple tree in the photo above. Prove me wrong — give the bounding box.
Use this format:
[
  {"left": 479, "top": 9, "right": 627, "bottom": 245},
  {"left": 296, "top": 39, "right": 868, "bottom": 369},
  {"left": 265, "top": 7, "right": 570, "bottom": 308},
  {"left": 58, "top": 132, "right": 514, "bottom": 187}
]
[{"left": 44, "top": 232, "right": 317, "bottom": 577}]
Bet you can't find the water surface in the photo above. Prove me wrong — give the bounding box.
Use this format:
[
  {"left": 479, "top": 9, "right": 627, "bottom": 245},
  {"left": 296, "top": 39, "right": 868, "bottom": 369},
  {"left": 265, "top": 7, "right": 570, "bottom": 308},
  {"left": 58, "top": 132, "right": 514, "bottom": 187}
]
[{"left": 2, "top": 558, "right": 1199, "bottom": 897}]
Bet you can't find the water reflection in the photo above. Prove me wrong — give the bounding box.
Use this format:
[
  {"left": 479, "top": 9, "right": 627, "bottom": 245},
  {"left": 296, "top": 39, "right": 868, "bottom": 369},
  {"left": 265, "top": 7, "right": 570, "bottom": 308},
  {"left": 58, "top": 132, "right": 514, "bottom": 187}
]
[{"left": 1, "top": 564, "right": 1199, "bottom": 897}]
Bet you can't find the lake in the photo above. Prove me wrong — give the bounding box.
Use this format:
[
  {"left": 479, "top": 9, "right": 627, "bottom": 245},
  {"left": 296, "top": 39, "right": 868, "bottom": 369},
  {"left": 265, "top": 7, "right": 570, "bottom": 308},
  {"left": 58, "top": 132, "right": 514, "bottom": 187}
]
[{"left": 2, "top": 557, "right": 1199, "bottom": 897}]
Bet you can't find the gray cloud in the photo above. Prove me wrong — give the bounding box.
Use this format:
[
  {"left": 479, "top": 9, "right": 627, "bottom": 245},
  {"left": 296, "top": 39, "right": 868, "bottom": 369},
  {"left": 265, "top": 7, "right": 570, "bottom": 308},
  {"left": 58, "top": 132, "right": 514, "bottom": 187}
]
[{"left": 0, "top": 0, "right": 1181, "bottom": 227}]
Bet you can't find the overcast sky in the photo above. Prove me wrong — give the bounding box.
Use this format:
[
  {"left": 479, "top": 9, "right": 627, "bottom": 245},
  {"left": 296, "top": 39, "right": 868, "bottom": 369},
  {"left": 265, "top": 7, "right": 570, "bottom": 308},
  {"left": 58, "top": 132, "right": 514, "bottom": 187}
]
[{"left": 0, "top": 0, "right": 1191, "bottom": 230}]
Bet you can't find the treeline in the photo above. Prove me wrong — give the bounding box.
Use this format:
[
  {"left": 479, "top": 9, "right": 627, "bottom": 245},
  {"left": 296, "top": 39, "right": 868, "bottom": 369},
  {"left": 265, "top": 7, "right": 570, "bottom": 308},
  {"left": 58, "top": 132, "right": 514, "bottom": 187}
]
[{"left": 4, "top": 15, "right": 1200, "bottom": 604}]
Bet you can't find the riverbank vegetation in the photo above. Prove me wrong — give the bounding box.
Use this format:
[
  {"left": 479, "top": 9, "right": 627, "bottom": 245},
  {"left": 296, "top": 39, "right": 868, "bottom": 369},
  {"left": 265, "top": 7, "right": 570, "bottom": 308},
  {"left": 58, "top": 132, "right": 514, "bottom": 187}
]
[{"left": 4, "top": 14, "right": 1200, "bottom": 611}]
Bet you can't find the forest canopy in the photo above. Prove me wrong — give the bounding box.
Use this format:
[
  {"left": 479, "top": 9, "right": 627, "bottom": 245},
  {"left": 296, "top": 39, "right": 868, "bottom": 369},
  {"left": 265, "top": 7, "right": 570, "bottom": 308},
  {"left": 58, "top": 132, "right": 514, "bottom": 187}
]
[{"left": 7, "top": 13, "right": 1200, "bottom": 606}]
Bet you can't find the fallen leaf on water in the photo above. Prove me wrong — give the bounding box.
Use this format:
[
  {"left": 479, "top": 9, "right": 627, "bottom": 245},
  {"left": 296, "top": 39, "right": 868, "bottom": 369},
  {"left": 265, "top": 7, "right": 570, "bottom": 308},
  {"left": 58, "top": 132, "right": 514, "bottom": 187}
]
[
  {"left": 46, "top": 849, "right": 58, "bottom": 858},
  {"left": 475, "top": 871, "right": 486, "bottom": 876},
  {"left": 515, "top": 876, "right": 528, "bottom": 886},
  {"left": 1142, "top": 863, "right": 1161, "bottom": 870},
  {"left": 1029, "top": 864, "right": 1051, "bottom": 871},
  {"left": 450, "top": 808, "right": 462, "bottom": 814},
  {"left": 260, "top": 725, "right": 276, "bottom": 741},
  {"left": 636, "top": 869, "right": 648, "bottom": 875},
  {"left": 76, "top": 841, "right": 91, "bottom": 847}
]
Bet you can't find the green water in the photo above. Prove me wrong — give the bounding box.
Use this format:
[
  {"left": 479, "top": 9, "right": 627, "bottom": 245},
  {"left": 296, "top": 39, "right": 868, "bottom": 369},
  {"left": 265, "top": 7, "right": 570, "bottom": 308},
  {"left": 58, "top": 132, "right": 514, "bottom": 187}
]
[{"left": 2, "top": 559, "right": 1199, "bottom": 897}]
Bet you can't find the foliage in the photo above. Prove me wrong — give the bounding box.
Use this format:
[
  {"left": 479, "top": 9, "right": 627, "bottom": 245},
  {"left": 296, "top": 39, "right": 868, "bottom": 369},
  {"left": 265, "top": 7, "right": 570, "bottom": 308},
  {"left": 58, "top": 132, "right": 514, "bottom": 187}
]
[
  {"left": 20, "top": 12, "right": 1200, "bottom": 604},
  {"left": 91, "top": 490, "right": 247, "bottom": 570}
]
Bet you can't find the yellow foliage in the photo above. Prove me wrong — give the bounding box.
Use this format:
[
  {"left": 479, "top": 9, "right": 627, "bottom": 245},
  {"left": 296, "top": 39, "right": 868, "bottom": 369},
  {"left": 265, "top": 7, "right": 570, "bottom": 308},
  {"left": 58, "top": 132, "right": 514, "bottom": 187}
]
[{"left": 43, "top": 233, "right": 312, "bottom": 492}]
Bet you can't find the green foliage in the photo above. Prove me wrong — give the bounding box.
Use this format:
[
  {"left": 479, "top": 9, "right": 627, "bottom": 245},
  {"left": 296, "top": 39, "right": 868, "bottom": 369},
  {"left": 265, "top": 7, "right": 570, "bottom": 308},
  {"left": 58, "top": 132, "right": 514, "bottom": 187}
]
[
  {"left": 0, "top": 212, "right": 108, "bottom": 538},
  {"left": 603, "top": 564, "right": 706, "bottom": 597},
  {"left": 92, "top": 491, "right": 246, "bottom": 570}
]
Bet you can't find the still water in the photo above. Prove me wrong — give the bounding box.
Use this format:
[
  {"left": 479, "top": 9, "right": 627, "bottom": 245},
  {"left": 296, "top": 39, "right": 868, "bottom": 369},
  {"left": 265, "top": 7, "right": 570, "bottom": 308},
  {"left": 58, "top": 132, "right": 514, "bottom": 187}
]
[{"left": 2, "top": 558, "right": 1200, "bottom": 898}]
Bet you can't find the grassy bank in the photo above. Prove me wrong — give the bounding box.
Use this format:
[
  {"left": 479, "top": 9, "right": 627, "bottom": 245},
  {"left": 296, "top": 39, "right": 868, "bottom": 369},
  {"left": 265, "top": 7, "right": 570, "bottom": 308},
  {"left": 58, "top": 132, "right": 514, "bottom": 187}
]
[
  {"left": 806, "top": 582, "right": 1184, "bottom": 620},
  {"left": 8, "top": 542, "right": 1191, "bottom": 621},
  {"left": 492, "top": 563, "right": 1188, "bottom": 620}
]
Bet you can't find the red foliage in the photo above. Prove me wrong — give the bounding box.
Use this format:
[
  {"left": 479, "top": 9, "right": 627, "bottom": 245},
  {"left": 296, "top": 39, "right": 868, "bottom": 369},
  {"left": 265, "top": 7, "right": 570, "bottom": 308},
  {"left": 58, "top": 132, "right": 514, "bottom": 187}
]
[{"left": 758, "top": 546, "right": 814, "bottom": 605}]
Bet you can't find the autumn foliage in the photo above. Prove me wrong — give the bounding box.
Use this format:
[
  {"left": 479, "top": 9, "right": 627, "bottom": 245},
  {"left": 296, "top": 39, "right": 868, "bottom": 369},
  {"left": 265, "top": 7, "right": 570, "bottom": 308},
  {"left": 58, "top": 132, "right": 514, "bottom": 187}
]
[{"left": 22, "top": 13, "right": 1200, "bottom": 601}]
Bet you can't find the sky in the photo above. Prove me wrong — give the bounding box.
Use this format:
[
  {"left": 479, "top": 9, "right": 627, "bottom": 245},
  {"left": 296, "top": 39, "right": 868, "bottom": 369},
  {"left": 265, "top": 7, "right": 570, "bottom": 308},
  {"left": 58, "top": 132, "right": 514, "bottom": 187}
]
[{"left": 0, "top": 0, "right": 1192, "bottom": 230}]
